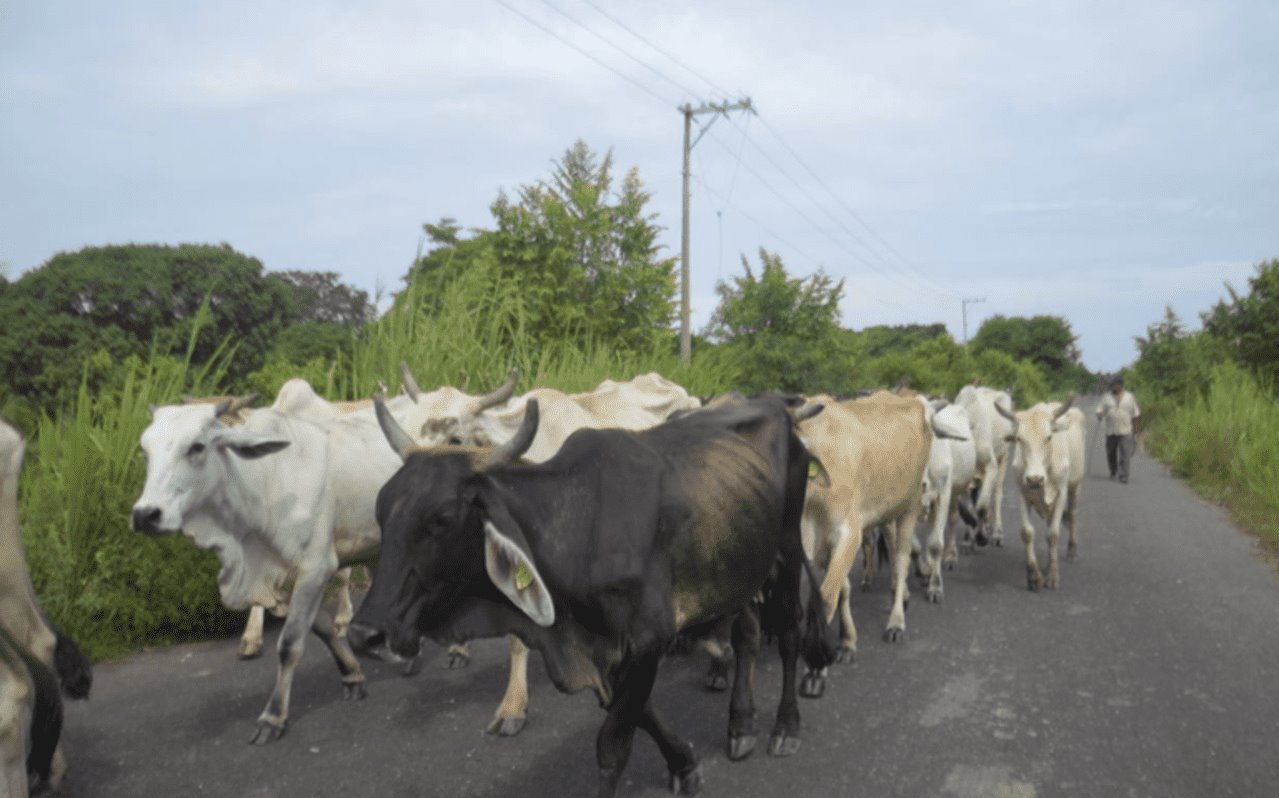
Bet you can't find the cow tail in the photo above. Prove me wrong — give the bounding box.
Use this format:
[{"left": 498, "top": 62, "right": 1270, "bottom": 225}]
[
  {"left": 0, "top": 624, "right": 64, "bottom": 788},
  {"left": 799, "top": 554, "right": 838, "bottom": 671},
  {"left": 875, "top": 527, "right": 891, "bottom": 570},
  {"left": 52, "top": 625, "right": 93, "bottom": 700}
]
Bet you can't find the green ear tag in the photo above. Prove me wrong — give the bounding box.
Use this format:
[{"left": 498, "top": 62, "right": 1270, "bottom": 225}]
[
  {"left": 808, "top": 461, "right": 819, "bottom": 479},
  {"left": 514, "top": 561, "right": 534, "bottom": 591}
]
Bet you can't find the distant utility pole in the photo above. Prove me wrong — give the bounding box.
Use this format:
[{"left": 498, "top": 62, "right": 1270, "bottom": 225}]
[
  {"left": 680, "top": 97, "right": 754, "bottom": 362},
  {"left": 962, "top": 297, "right": 987, "bottom": 345}
]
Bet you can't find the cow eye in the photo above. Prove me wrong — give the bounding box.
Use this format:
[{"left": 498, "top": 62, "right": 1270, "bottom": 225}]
[{"left": 188, "top": 442, "right": 206, "bottom": 456}]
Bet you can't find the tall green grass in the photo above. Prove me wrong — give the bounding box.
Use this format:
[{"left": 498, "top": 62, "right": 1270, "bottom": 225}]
[
  {"left": 1146, "top": 362, "right": 1279, "bottom": 555},
  {"left": 20, "top": 325, "right": 244, "bottom": 659}
]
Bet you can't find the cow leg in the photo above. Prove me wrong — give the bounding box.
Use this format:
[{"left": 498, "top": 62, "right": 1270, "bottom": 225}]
[
  {"left": 991, "top": 455, "right": 1009, "bottom": 546},
  {"left": 769, "top": 601, "right": 804, "bottom": 757},
  {"left": 820, "top": 513, "right": 865, "bottom": 617},
  {"left": 700, "top": 618, "right": 734, "bottom": 692},
  {"left": 943, "top": 504, "right": 960, "bottom": 568},
  {"left": 860, "top": 527, "right": 875, "bottom": 591},
  {"left": 310, "top": 605, "right": 366, "bottom": 701},
  {"left": 0, "top": 671, "right": 32, "bottom": 797},
  {"left": 331, "top": 567, "right": 354, "bottom": 639},
  {"left": 444, "top": 641, "right": 471, "bottom": 669},
  {"left": 239, "top": 605, "right": 266, "bottom": 659},
  {"left": 884, "top": 508, "right": 920, "bottom": 642},
  {"left": 1018, "top": 492, "right": 1043, "bottom": 592},
  {"left": 924, "top": 481, "right": 950, "bottom": 603},
  {"left": 1044, "top": 487, "right": 1069, "bottom": 590},
  {"left": 638, "top": 704, "right": 700, "bottom": 795},
  {"left": 595, "top": 652, "right": 662, "bottom": 798},
  {"left": 1066, "top": 484, "right": 1081, "bottom": 561},
  {"left": 485, "top": 635, "right": 530, "bottom": 736},
  {"left": 726, "top": 609, "right": 760, "bottom": 760},
  {"left": 251, "top": 570, "right": 333, "bottom": 745}
]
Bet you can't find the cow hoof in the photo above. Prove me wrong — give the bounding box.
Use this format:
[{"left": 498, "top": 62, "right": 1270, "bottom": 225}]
[
  {"left": 1067, "top": 546, "right": 1078, "bottom": 561},
  {"left": 249, "top": 721, "right": 286, "bottom": 746},
  {"left": 401, "top": 656, "right": 421, "bottom": 678},
  {"left": 926, "top": 589, "right": 943, "bottom": 604},
  {"left": 993, "top": 536, "right": 1004, "bottom": 547},
  {"left": 669, "top": 763, "right": 704, "bottom": 795},
  {"left": 728, "top": 733, "right": 757, "bottom": 761},
  {"left": 443, "top": 651, "right": 470, "bottom": 669},
  {"left": 767, "top": 733, "right": 801, "bottom": 758},
  {"left": 237, "top": 642, "right": 262, "bottom": 660},
  {"left": 799, "top": 672, "right": 826, "bottom": 699},
  {"left": 1027, "top": 576, "right": 1042, "bottom": 592},
  {"left": 485, "top": 716, "right": 526, "bottom": 737},
  {"left": 883, "top": 626, "right": 905, "bottom": 643},
  {"left": 704, "top": 672, "right": 729, "bottom": 692},
  {"left": 834, "top": 645, "right": 856, "bottom": 665},
  {"left": 342, "top": 682, "right": 367, "bottom": 701}
]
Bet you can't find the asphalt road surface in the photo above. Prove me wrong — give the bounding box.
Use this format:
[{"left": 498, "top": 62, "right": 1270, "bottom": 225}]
[{"left": 57, "top": 400, "right": 1279, "bottom": 797}]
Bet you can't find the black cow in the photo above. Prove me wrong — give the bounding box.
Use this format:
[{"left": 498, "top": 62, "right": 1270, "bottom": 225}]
[{"left": 350, "top": 395, "right": 836, "bottom": 797}]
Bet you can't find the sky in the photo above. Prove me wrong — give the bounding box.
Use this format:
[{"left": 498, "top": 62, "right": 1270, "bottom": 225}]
[{"left": 2, "top": 0, "right": 1276, "bottom": 372}]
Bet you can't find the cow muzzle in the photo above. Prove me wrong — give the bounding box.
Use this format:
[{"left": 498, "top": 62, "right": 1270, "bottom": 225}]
[
  {"left": 1023, "top": 474, "right": 1046, "bottom": 490},
  {"left": 348, "top": 622, "right": 420, "bottom": 664},
  {"left": 131, "top": 506, "right": 166, "bottom": 535}
]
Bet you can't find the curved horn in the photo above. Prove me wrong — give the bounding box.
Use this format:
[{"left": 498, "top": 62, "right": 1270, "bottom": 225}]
[
  {"left": 375, "top": 393, "right": 416, "bottom": 461},
  {"left": 226, "top": 393, "right": 259, "bottom": 415},
  {"left": 894, "top": 376, "right": 912, "bottom": 393},
  {"left": 469, "top": 368, "right": 519, "bottom": 414},
  {"left": 994, "top": 401, "right": 1017, "bottom": 424},
  {"left": 399, "top": 362, "right": 422, "bottom": 402},
  {"left": 486, "top": 399, "right": 539, "bottom": 468},
  {"left": 790, "top": 403, "right": 825, "bottom": 424},
  {"left": 1053, "top": 396, "right": 1075, "bottom": 420}
]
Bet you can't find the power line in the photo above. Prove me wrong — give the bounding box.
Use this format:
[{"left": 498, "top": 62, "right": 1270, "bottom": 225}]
[
  {"left": 536, "top": 0, "right": 701, "bottom": 99},
  {"left": 578, "top": 0, "right": 735, "bottom": 99},
  {"left": 492, "top": 0, "right": 677, "bottom": 107}
]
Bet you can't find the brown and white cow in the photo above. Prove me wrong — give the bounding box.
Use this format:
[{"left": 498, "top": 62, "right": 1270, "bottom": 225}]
[
  {"left": 996, "top": 399, "right": 1086, "bottom": 591},
  {"left": 0, "top": 418, "right": 93, "bottom": 792},
  {"left": 793, "top": 391, "right": 932, "bottom": 692}
]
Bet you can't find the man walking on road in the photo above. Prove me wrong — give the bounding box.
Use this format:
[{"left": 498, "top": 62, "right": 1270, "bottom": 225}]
[{"left": 1097, "top": 375, "right": 1141, "bottom": 483}]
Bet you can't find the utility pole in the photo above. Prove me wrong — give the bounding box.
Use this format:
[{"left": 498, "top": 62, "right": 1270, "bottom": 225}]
[
  {"left": 961, "top": 297, "right": 987, "bottom": 345},
  {"left": 680, "top": 97, "right": 754, "bottom": 362}
]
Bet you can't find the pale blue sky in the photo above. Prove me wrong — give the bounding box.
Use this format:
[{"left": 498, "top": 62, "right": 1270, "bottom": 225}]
[{"left": 3, "top": 1, "right": 1276, "bottom": 371}]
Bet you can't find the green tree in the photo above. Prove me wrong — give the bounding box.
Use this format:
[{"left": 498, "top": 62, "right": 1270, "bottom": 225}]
[
  {"left": 970, "top": 314, "right": 1088, "bottom": 390},
  {"left": 705, "top": 249, "right": 850, "bottom": 393},
  {"left": 0, "top": 244, "right": 294, "bottom": 406},
  {"left": 1202, "top": 258, "right": 1279, "bottom": 387},
  {"left": 403, "top": 141, "right": 676, "bottom": 353},
  {"left": 271, "top": 270, "right": 373, "bottom": 328}
]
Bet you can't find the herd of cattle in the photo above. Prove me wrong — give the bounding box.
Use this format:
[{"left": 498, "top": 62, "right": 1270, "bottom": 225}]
[{"left": 0, "top": 365, "right": 1089, "bottom": 796}]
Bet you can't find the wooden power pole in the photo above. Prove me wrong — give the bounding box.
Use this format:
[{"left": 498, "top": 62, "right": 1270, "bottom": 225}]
[{"left": 680, "top": 97, "right": 754, "bottom": 362}]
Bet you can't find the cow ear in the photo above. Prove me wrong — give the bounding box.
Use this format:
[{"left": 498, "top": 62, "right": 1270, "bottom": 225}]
[
  {"left": 479, "top": 500, "right": 554, "bottom": 628},
  {"left": 212, "top": 430, "right": 291, "bottom": 460}
]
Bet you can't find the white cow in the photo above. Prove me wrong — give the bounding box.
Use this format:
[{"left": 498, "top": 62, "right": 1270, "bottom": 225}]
[
  {"left": 954, "top": 385, "right": 1016, "bottom": 547},
  {"left": 1, "top": 418, "right": 93, "bottom": 791},
  {"left": 996, "top": 399, "right": 1086, "bottom": 591},
  {"left": 914, "top": 398, "right": 978, "bottom": 603},
  {"left": 132, "top": 402, "right": 396, "bottom": 743}
]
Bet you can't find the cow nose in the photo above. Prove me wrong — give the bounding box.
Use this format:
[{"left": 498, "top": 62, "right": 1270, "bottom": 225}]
[
  {"left": 132, "top": 506, "right": 162, "bottom": 533},
  {"left": 347, "top": 622, "right": 385, "bottom": 658},
  {"left": 1025, "top": 474, "right": 1045, "bottom": 488}
]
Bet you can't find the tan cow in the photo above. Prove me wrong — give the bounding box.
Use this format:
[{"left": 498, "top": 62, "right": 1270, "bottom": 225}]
[
  {"left": 793, "top": 391, "right": 932, "bottom": 692},
  {"left": 996, "top": 399, "right": 1086, "bottom": 591},
  {"left": 1, "top": 418, "right": 93, "bottom": 792}
]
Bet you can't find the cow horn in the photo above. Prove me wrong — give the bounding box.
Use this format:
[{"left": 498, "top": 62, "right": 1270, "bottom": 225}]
[
  {"left": 894, "top": 377, "right": 912, "bottom": 393},
  {"left": 994, "top": 401, "right": 1017, "bottom": 424},
  {"left": 212, "top": 398, "right": 233, "bottom": 419},
  {"left": 399, "top": 362, "right": 422, "bottom": 402},
  {"left": 374, "top": 394, "right": 416, "bottom": 461},
  {"left": 226, "top": 393, "right": 258, "bottom": 415},
  {"left": 469, "top": 368, "right": 519, "bottom": 414},
  {"left": 1053, "top": 397, "right": 1075, "bottom": 420},
  {"left": 487, "top": 399, "right": 538, "bottom": 467},
  {"left": 790, "top": 403, "right": 825, "bottom": 424}
]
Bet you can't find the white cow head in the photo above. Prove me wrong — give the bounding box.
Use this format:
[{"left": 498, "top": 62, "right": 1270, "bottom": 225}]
[
  {"left": 132, "top": 402, "right": 290, "bottom": 535},
  {"left": 999, "top": 399, "right": 1073, "bottom": 497}
]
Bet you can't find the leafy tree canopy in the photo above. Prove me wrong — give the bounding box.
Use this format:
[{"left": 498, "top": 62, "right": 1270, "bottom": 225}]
[
  {"left": 1202, "top": 258, "right": 1279, "bottom": 386},
  {"left": 271, "top": 270, "right": 373, "bottom": 328},
  {"left": 970, "top": 313, "right": 1090, "bottom": 391},
  {"left": 704, "top": 248, "right": 850, "bottom": 393},
  {"left": 402, "top": 140, "right": 677, "bottom": 353}
]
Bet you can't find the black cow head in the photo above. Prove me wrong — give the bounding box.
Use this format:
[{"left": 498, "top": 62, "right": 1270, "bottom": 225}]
[{"left": 349, "top": 399, "right": 549, "bottom": 660}]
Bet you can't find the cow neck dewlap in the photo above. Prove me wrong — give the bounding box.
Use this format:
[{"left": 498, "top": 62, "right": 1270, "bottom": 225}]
[{"left": 183, "top": 515, "right": 291, "bottom": 612}]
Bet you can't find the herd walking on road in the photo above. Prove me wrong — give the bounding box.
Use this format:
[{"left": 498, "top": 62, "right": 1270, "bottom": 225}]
[{"left": 3, "top": 364, "right": 1117, "bottom": 796}]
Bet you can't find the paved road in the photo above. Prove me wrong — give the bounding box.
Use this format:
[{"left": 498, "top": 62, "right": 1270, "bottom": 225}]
[{"left": 57, "top": 401, "right": 1279, "bottom": 797}]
